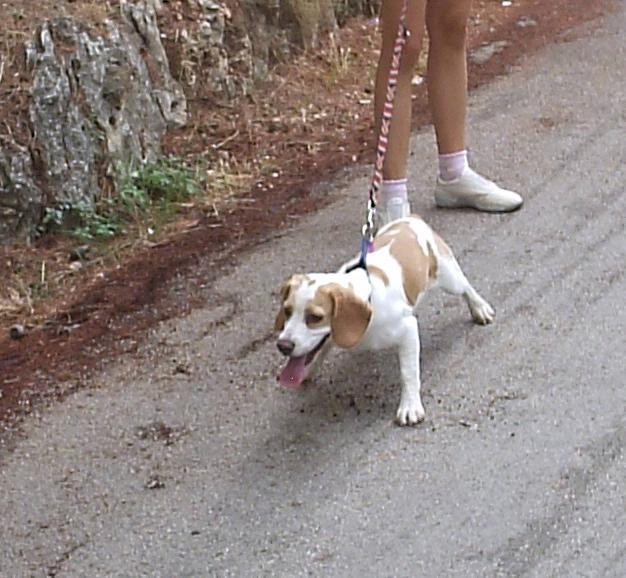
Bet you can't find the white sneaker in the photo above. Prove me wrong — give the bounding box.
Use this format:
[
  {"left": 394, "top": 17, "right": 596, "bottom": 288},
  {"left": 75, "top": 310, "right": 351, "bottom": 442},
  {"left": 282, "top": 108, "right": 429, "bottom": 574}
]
[
  {"left": 377, "top": 197, "right": 411, "bottom": 227},
  {"left": 434, "top": 167, "right": 523, "bottom": 213}
]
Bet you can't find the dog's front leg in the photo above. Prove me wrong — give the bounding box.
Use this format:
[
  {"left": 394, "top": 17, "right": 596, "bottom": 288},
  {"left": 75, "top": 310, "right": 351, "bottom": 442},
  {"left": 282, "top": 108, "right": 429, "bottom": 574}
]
[{"left": 396, "top": 316, "right": 426, "bottom": 426}]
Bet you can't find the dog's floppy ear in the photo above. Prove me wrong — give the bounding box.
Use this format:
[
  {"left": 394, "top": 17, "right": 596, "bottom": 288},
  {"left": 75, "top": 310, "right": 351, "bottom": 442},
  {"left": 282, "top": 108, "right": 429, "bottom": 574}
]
[
  {"left": 322, "top": 283, "right": 372, "bottom": 349},
  {"left": 274, "top": 275, "right": 304, "bottom": 331}
]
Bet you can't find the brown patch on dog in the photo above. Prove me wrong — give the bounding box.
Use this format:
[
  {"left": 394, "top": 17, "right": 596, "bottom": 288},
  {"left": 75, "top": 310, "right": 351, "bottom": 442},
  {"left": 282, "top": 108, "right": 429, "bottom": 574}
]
[
  {"left": 274, "top": 274, "right": 307, "bottom": 331},
  {"left": 367, "top": 265, "right": 390, "bottom": 286},
  {"left": 305, "top": 287, "right": 333, "bottom": 329},
  {"left": 319, "top": 283, "right": 371, "bottom": 349},
  {"left": 427, "top": 241, "right": 438, "bottom": 281},
  {"left": 374, "top": 222, "right": 432, "bottom": 305}
]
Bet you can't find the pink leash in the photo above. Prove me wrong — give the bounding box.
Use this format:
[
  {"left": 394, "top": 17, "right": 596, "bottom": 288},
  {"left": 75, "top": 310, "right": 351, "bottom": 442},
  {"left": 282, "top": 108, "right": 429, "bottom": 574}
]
[{"left": 354, "top": 0, "right": 410, "bottom": 268}]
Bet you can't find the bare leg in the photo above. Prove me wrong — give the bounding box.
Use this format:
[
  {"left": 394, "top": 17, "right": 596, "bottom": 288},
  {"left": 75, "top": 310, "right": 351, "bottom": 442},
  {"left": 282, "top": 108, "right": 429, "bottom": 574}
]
[
  {"left": 425, "top": 0, "right": 473, "bottom": 154},
  {"left": 375, "top": 0, "right": 426, "bottom": 180}
]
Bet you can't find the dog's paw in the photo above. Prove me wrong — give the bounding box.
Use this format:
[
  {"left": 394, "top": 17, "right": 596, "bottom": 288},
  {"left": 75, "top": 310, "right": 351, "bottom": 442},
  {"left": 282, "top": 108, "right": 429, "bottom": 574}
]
[
  {"left": 395, "top": 402, "right": 425, "bottom": 426},
  {"left": 469, "top": 297, "right": 495, "bottom": 325}
]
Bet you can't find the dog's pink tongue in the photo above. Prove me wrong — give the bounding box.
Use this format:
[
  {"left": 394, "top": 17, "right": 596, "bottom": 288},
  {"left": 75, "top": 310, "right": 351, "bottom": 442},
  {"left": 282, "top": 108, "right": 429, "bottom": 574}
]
[{"left": 278, "top": 356, "right": 307, "bottom": 388}]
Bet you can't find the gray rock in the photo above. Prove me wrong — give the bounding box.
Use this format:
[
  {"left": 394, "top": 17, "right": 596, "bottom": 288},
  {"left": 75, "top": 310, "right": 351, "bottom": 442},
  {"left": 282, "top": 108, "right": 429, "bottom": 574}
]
[
  {"left": 28, "top": 20, "right": 101, "bottom": 211},
  {"left": 0, "top": 145, "right": 44, "bottom": 240},
  {"left": 470, "top": 40, "right": 510, "bottom": 65},
  {"left": 0, "top": 1, "right": 187, "bottom": 243},
  {"left": 517, "top": 15, "right": 538, "bottom": 28},
  {"left": 9, "top": 324, "right": 26, "bottom": 340}
]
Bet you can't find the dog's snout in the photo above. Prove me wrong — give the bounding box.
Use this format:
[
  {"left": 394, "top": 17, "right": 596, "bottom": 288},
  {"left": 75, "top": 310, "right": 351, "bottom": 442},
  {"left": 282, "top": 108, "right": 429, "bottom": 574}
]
[{"left": 277, "top": 339, "right": 295, "bottom": 356}]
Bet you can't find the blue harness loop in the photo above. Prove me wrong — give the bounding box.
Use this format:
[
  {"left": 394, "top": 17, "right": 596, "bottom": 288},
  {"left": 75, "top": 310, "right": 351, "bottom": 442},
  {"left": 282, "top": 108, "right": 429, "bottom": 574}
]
[{"left": 346, "top": 234, "right": 375, "bottom": 274}]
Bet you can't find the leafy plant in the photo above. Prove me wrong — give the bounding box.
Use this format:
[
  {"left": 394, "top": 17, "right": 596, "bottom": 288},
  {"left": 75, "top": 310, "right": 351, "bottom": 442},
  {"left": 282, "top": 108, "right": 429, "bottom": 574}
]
[
  {"left": 130, "top": 157, "right": 201, "bottom": 204},
  {"left": 41, "top": 156, "right": 203, "bottom": 242},
  {"left": 42, "top": 203, "right": 72, "bottom": 228},
  {"left": 71, "top": 201, "right": 122, "bottom": 241}
]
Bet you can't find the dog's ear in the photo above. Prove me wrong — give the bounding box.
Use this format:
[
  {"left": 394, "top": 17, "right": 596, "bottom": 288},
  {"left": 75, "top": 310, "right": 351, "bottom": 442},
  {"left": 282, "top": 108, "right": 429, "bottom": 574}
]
[
  {"left": 274, "top": 275, "right": 304, "bottom": 331},
  {"left": 274, "top": 279, "right": 291, "bottom": 331},
  {"left": 323, "top": 284, "right": 372, "bottom": 349}
]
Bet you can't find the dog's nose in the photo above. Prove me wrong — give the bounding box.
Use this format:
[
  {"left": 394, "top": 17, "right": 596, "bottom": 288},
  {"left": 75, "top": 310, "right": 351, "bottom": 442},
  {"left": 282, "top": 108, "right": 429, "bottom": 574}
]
[{"left": 277, "top": 339, "right": 295, "bottom": 356}]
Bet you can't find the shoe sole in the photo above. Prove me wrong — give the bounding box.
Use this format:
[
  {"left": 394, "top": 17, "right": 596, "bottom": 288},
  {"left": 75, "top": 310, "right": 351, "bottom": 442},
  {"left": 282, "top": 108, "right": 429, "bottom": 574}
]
[{"left": 434, "top": 192, "right": 524, "bottom": 213}]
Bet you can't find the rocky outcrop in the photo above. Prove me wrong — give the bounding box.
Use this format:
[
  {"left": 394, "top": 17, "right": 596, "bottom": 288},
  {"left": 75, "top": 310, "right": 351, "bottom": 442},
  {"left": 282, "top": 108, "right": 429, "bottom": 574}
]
[
  {"left": 182, "top": 0, "right": 380, "bottom": 97},
  {"left": 0, "top": 0, "right": 187, "bottom": 242},
  {"left": 0, "top": 146, "right": 44, "bottom": 241}
]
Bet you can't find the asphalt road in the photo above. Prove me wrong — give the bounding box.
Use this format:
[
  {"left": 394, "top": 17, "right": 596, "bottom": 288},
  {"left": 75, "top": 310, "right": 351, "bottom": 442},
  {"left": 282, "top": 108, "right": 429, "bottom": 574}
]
[{"left": 1, "top": 6, "right": 625, "bottom": 577}]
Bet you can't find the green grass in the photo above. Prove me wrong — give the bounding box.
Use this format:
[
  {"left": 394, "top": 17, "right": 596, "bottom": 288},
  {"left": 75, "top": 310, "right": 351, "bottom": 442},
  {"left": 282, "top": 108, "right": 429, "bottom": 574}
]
[{"left": 42, "top": 156, "right": 203, "bottom": 242}]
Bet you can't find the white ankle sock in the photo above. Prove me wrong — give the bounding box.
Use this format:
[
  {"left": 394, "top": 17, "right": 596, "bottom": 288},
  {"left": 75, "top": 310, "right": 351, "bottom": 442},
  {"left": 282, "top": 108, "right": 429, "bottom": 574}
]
[
  {"left": 379, "top": 179, "right": 410, "bottom": 222},
  {"left": 438, "top": 150, "right": 469, "bottom": 182},
  {"left": 380, "top": 179, "right": 408, "bottom": 204}
]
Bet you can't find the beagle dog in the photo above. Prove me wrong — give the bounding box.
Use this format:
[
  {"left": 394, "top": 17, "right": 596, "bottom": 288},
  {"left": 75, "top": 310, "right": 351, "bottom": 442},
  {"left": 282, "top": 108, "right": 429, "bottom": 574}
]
[{"left": 274, "top": 215, "right": 494, "bottom": 425}]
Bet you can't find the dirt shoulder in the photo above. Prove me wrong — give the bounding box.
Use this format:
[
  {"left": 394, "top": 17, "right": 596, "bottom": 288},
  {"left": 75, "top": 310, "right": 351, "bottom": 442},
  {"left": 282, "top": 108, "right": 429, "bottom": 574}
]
[{"left": 0, "top": 0, "right": 615, "bottom": 439}]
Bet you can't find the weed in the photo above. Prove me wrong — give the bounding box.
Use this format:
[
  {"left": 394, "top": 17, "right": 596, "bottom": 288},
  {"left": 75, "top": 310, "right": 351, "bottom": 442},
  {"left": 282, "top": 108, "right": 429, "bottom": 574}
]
[
  {"left": 326, "top": 32, "right": 352, "bottom": 77},
  {"left": 71, "top": 201, "right": 122, "bottom": 241},
  {"left": 125, "top": 157, "right": 201, "bottom": 206},
  {"left": 43, "top": 203, "right": 72, "bottom": 229},
  {"left": 41, "top": 157, "right": 203, "bottom": 242}
]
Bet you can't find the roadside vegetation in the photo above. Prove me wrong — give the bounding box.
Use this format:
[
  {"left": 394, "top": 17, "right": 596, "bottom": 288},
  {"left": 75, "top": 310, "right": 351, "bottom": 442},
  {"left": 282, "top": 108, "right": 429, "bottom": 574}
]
[{"left": 42, "top": 158, "right": 204, "bottom": 242}]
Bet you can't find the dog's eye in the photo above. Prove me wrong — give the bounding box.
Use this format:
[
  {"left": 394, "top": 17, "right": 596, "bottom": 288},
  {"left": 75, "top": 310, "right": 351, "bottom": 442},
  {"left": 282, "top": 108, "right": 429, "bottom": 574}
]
[
  {"left": 305, "top": 312, "right": 324, "bottom": 325},
  {"left": 283, "top": 306, "right": 293, "bottom": 319}
]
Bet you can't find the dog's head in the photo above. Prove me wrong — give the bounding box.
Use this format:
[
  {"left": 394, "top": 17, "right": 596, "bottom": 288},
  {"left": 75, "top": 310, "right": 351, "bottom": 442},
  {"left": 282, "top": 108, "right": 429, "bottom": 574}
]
[{"left": 274, "top": 274, "right": 372, "bottom": 388}]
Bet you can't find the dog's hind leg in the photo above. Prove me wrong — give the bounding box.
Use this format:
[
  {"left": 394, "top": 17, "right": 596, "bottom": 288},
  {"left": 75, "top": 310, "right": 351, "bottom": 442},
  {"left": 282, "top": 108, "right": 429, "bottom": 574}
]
[{"left": 434, "top": 236, "right": 495, "bottom": 325}]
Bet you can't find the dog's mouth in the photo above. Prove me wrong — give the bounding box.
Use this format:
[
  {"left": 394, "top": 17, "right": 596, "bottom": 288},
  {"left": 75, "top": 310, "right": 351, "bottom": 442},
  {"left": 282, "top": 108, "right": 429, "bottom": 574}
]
[{"left": 277, "top": 335, "right": 329, "bottom": 389}]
